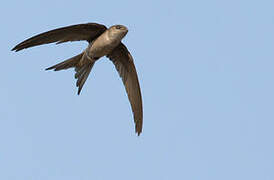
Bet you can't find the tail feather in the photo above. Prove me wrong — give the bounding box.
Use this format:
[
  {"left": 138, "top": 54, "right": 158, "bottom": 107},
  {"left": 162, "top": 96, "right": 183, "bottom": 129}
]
[
  {"left": 75, "top": 63, "right": 88, "bottom": 78},
  {"left": 75, "top": 62, "right": 95, "bottom": 95},
  {"left": 46, "top": 52, "right": 95, "bottom": 95},
  {"left": 45, "top": 52, "right": 84, "bottom": 71}
]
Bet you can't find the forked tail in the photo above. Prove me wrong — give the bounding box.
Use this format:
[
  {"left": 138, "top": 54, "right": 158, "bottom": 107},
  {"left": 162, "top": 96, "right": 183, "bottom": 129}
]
[
  {"left": 46, "top": 52, "right": 95, "bottom": 94},
  {"left": 74, "top": 62, "right": 94, "bottom": 95}
]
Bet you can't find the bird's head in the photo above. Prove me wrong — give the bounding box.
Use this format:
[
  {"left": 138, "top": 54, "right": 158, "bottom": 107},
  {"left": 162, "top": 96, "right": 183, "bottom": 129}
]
[{"left": 108, "top": 25, "right": 128, "bottom": 41}]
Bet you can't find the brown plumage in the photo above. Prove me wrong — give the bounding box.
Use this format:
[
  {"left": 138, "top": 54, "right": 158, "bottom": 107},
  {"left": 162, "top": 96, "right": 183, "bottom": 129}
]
[{"left": 12, "top": 23, "right": 143, "bottom": 135}]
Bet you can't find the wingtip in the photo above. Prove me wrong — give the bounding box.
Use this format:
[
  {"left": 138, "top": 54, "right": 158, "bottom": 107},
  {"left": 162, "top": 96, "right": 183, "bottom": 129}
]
[
  {"left": 135, "top": 119, "right": 143, "bottom": 136},
  {"left": 45, "top": 67, "right": 53, "bottom": 71},
  {"left": 12, "top": 48, "right": 23, "bottom": 52},
  {"left": 11, "top": 44, "right": 23, "bottom": 52},
  {"left": 136, "top": 128, "right": 142, "bottom": 136},
  {"left": 11, "top": 47, "right": 17, "bottom": 51}
]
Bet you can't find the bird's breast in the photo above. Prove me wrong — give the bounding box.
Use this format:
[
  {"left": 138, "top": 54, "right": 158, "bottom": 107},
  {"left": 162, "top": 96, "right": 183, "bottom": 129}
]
[{"left": 87, "top": 31, "right": 120, "bottom": 58}]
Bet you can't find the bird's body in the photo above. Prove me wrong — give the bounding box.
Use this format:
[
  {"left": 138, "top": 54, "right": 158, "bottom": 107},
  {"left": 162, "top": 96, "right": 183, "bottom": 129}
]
[
  {"left": 12, "top": 23, "right": 143, "bottom": 135},
  {"left": 87, "top": 25, "right": 128, "bottom": 58}
]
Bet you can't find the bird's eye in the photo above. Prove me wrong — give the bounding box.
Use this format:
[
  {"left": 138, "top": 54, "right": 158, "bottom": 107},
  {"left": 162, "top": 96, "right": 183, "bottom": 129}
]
[{"left": 116, "top": 26, "right": 122, "bottom": 29}]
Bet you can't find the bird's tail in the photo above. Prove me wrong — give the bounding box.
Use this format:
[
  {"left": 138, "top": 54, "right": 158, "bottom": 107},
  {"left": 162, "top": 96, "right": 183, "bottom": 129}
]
[
  {"left": 74, "top": 62, "right": 94, "bottom": 95},
  {"left": 45, "top": 52, "right": 84, "bottom": 71},
  {"left": 46, "top": 52, "right": 95, "bottom": 95}
]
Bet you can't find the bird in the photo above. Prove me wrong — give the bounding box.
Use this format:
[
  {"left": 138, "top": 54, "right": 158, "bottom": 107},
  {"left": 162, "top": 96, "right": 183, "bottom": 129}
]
[{"left": 12, "top": 23, "right": 143, "bottom": 135}]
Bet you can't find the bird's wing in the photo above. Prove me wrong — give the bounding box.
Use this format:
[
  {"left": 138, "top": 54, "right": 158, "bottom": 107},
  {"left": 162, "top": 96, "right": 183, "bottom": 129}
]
[
  {"left": 107, "top": 43, "right": 143, "bottom": 135},
  {"left": 12, "top": 23, "right": 107, "bottom": 52}
]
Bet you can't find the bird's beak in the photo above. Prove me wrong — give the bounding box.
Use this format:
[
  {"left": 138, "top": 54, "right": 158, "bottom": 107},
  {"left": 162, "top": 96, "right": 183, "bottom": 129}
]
[{"left": 123, "top": 26, "right": 128, "bottom": 33}]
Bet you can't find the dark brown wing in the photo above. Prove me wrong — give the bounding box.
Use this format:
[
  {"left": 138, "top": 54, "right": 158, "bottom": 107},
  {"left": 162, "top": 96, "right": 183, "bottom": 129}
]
[
  {"left": 12, "top": 23, "right": 107, "bottom": 52},
  {"left": 107, "top": 43, "right": 143, "bottom": 135}
]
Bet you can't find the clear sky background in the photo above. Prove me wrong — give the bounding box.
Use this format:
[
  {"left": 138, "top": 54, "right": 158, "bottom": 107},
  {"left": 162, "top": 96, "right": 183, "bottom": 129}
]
[{"left": 1, "top": 0, "right": 274, "bottom": 179}]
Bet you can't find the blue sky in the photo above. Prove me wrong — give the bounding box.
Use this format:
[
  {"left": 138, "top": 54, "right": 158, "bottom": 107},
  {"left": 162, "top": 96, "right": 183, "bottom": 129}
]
[{"left": 1, "top": 0, "right": 274, "bottom": 179}]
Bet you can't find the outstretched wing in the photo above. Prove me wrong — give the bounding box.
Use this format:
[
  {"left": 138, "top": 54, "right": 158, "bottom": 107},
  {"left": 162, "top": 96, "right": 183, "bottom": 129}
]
[
  {"left": 107, "top": 43, "right": 143, "bottom": 135},
  {"left": 12, "top": 23, "right": 107, "bottom": 52}
]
